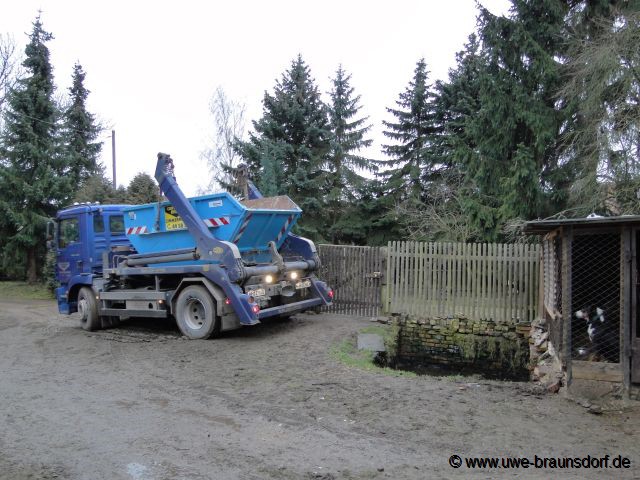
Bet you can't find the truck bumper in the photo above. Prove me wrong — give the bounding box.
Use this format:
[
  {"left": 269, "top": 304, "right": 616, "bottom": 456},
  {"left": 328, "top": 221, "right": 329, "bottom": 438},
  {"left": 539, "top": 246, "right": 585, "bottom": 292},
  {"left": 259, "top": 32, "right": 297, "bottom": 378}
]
[{"left": 257, "top": 298, "right": 325, "bottom": 320}]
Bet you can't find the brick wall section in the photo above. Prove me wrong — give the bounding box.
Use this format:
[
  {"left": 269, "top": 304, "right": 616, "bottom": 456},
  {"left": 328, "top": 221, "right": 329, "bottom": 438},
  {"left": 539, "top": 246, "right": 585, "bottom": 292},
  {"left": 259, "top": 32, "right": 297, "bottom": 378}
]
[{"left": 394, "top": 314, "right": 531, "bottom": 376}]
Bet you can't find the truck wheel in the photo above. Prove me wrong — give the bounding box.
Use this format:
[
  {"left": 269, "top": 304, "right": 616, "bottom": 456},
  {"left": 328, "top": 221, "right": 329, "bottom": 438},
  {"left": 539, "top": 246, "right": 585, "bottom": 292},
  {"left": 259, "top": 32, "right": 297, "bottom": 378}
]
[
  {"left": 175, "top": 285, "right": 220, "bottom": 339},
  {"left": 78, "top": 287, "right": 101, "bottom": 331}
]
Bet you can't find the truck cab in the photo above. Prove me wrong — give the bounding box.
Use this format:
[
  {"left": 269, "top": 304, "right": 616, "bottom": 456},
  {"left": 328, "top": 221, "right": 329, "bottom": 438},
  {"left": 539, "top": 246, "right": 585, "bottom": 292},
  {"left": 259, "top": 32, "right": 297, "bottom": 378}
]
[{"left": 54, "top": 204, "right": 132, "bottom": 314}]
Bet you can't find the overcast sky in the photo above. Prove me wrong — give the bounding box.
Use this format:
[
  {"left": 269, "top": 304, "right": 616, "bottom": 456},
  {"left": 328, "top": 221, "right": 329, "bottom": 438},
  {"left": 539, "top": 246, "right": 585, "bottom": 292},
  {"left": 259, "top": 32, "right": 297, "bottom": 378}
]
[{"left": 1, "top": 0, "right": 511, "bottom": 196}]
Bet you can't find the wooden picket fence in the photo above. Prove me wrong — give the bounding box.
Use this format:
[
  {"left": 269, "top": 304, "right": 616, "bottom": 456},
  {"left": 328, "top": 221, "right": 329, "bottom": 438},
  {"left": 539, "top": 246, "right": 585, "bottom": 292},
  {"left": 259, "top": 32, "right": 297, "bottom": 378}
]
[{"left": 384, "top": 241, "right": 540, "bottom": 322}]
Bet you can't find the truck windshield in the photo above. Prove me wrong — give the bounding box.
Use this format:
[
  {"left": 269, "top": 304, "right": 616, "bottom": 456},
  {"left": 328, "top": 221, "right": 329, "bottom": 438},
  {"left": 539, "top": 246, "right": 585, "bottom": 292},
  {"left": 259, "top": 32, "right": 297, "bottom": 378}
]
[
  {"left": 110, "top": 215, "right": 125, "bottom": 235},
  {"left": 59, "top": 217, "right": 79, "bottom": 248}
]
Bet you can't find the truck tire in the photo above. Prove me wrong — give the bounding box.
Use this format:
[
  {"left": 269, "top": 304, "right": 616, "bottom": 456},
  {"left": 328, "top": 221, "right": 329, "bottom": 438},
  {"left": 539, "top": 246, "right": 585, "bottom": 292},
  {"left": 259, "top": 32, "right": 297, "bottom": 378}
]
[
  {"left": 175, "top": 285, "right": 220, "bottom": 339},
  {"left": 78, "top": 286, "right": 101, "bottom": 331}
]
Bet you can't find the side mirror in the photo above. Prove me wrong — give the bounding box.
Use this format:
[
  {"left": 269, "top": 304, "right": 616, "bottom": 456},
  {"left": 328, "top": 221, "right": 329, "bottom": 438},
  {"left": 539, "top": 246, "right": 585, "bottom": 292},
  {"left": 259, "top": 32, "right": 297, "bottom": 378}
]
[
  {"left": 46, "top": 220, "right": 54, "bottom": 238},
  {"left": 46, "top": 220, "right": 56, "bottom": 250}
]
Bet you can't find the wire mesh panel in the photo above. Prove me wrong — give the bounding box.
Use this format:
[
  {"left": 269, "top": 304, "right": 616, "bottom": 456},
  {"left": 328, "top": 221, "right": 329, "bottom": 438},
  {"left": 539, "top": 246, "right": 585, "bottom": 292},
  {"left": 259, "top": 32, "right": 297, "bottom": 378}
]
[{"left": 571, "top": 232, "right": 621, "bottom": 363}]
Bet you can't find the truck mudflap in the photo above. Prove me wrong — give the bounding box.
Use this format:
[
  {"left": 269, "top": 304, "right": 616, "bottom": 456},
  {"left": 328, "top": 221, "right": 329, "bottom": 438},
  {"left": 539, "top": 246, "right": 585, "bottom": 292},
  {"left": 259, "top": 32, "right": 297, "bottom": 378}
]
[{"left": 56, "top": 286, "right": 71, "bottom": 314}]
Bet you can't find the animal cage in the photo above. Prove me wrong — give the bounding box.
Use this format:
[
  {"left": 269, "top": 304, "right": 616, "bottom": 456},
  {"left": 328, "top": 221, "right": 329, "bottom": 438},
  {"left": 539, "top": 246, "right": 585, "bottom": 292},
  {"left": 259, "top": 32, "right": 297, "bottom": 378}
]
[
  {"left": 525, "top": 216, "right": 640, "bottom": 397},
  {"left": 570, "top": 232, "right": 620, "bottom": 363}
]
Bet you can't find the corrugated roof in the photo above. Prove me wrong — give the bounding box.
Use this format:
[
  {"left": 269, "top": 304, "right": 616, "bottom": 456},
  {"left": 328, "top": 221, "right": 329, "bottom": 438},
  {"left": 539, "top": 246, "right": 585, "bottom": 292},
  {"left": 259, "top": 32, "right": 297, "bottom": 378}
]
[{"left": 524, "top": 215, "right": 640, "bottom": 234}]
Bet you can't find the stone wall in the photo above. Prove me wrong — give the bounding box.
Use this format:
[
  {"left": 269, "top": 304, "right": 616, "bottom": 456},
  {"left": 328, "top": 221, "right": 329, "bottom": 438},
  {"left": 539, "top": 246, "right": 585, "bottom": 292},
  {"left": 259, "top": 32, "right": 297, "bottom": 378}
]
[{"left": 394, "top": 314, "right": 531, "bottom": 378}]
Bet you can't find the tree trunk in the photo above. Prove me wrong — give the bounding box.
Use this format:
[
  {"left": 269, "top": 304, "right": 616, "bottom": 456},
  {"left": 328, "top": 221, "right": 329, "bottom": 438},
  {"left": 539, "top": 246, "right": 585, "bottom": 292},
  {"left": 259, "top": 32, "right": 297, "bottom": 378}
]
[{"left": 27, "top": 246, "right": 38, "bottom": 284}]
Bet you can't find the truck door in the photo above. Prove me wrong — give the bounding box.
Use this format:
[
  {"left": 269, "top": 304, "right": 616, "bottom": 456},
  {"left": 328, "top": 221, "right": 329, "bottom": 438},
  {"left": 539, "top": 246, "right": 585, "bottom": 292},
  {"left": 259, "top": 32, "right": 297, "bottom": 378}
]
[
  {"left": 88, "top": 211, "right": 132, "bottom": 273},
  {"left": 56, "top": 215, "right": 87, "bottom": 283},
  {"left": 91, "top": 212, "right": 107, "bottom": 273}
]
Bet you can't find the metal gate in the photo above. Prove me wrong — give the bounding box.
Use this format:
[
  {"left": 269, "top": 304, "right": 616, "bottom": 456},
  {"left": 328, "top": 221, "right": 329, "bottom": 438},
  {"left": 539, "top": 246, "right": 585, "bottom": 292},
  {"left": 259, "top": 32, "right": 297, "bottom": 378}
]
[{"left": 318, "top": 244, "right": 384, "bottom": 317}]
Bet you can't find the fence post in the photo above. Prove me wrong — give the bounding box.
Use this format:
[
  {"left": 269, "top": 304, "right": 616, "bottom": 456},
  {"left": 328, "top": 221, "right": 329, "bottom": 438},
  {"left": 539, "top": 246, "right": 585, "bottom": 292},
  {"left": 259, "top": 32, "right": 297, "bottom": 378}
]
[{"left": 380, "top": 246, "right": 388, "bottom": 314}]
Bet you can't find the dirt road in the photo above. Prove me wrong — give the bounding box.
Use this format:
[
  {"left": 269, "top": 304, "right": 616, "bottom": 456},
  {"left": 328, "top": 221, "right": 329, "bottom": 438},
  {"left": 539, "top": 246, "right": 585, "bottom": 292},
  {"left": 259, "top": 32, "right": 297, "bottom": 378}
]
[{"left": 0, "top": 298, "right": 638, "bottom": 479}]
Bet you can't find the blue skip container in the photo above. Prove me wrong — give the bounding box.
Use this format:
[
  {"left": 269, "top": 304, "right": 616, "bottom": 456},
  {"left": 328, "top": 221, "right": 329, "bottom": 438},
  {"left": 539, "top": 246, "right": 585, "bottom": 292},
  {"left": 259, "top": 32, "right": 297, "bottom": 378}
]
[{"left": 123, "top": 192, "right": 301, "bottom": 263}]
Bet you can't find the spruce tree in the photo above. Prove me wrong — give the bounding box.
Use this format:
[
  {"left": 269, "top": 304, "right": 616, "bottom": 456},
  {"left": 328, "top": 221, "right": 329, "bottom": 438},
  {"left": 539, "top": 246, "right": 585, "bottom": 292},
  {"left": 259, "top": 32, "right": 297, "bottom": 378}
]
[
  {"left": 436, "top": 35, "right": 482, "bottom": 174},
  {"left": 62, "top": 62, "right": 102, "bottom": 187},
  {"left": 0, "top": 16, "right": 68, "bottom": 282},
  {"left": 472, "top": 0, "right": 568, "bottom": 233},
  {"left": 379, "top": 58, "right": 439, "bottom": 204},
  {"left": 433, "top": 1, "right": 570, "bottom": 241},
  {"left": 325, "top": 65, "right": 375, "bottom": 243},
  {"left": 434, "top": 34, "right": 500, "bottom": 241},
  {"left": 235, "top": 55, "right": 331, "bottom": 239}
]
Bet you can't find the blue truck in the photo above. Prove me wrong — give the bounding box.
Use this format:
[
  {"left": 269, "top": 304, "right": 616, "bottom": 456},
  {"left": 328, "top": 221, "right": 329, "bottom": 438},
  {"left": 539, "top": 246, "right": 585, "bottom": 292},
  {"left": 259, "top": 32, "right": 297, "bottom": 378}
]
[{"left": 53, "top": 153, "right": 333, "bottom": 339}]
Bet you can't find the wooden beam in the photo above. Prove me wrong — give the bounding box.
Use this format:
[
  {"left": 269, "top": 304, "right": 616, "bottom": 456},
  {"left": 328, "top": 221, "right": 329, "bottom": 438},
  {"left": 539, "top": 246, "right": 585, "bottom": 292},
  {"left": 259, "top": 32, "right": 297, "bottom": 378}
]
[{"left": 572, "top": 361, "right": 623, "bottom": 383}]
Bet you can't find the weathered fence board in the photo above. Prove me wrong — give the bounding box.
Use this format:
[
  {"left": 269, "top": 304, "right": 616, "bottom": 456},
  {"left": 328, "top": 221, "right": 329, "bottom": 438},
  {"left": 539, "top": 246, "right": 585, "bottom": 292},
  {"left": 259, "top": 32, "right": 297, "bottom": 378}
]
[
  {"left": 384, "top": 241, "right": 539, "bottom": 323},
  {"left": 317, "top": 241, "right": 539, "bottom": 321}
]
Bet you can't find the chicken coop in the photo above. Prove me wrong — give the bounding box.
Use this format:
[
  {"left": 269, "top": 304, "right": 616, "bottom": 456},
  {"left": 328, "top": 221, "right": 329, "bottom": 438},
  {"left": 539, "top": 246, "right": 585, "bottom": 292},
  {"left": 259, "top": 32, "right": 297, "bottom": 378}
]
[{"left": 524, "top": 216, "right": 640, "bottom": 398}]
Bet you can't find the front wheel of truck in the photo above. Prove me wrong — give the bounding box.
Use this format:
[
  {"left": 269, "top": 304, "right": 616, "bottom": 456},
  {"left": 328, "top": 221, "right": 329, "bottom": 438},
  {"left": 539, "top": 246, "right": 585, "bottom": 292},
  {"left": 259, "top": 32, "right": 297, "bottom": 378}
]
[
  {"left": 175, "top": 285, "right": 220, "bottom": 339},
  {"left": 78, "top": 286, "right": 101, "bottom": 331}
]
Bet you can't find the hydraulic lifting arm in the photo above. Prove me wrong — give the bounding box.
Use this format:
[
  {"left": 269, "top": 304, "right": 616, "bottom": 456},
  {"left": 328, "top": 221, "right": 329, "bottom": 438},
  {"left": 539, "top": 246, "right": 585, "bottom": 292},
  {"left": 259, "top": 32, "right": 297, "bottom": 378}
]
[
  {"left": 153, "top": 153, "right": 331, "bottom": 324},
  {"left": 154, "top": 153, "right": 246, "bottom": 282}
]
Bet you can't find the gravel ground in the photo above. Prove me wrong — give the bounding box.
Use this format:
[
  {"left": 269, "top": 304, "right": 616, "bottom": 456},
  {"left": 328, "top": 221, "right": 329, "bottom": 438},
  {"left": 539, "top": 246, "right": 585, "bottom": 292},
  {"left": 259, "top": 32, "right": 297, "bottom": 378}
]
[{"left": 0, "top": 297, "right": 639, "bottom": 480}]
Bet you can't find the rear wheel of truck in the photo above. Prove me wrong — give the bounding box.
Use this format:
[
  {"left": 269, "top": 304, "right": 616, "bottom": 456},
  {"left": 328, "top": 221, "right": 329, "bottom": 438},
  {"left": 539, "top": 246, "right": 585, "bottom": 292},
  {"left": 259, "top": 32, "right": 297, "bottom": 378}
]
[
  {"left": 78, "top": 287, "right": 101, "bottom": 331},
  {"left": 175, "top": 285, "right": 220, "bottom": 339}
]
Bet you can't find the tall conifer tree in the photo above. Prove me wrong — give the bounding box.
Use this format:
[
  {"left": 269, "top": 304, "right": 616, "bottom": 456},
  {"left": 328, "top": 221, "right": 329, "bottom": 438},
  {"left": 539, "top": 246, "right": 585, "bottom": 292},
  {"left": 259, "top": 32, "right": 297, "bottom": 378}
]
[
  {"left": 433, "top": 1, "right": 569, "bottom": 241},
  {"left": 0, "top": 15, "right": 68, "bottom": 281},
  {"left": 235, "top": 55, "right": 330, "bottom": 238},
  {"left": 327, "top": 65, "right": 374, "bottom": 197},
  {"left": 62, "top": 62, "right": 102, "bottom": 187},
  {"left": 477, "top": 0, "right": 568, "bottom": 224},
  {"left": 379, "top": 58, "right": 439, "bottom": 204},
  {"left": 325, "top": 65, "right": 374, "bottom": 243}
]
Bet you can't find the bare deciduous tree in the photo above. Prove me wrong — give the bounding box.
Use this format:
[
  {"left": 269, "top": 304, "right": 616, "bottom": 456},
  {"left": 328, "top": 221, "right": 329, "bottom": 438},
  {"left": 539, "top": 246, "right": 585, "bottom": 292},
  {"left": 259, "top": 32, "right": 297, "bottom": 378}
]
[
  {"left": 560, "top": 10, "right": 640, "bottom": 214},
  {"left": 0, "top": 34, "right": 21, "bottom": 124},
  {"left": 394, "top": 171, "right": 483, "bottom": 242},
  {"left": 200, "top": 86, "right": 246, "bottom": 193}
]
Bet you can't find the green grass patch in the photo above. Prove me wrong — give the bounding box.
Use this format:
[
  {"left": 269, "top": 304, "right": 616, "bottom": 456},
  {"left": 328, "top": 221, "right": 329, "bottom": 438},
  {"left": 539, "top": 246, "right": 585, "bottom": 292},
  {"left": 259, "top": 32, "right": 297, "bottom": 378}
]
[
  {"left": 330, "top": 329, "right": 416, "bottom": 378},
  {"left": 0, "top": 281, "right": 54, "bottom": 300},
  {"left": 359, "top": 325, "right": 388, "bottom": 335}
]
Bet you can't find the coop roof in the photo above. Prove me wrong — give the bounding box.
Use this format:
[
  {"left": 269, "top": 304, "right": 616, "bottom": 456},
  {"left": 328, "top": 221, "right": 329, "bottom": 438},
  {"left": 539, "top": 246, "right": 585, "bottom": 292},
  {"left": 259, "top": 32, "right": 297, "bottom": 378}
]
[{"left": 524, "top": 215, "right": 640, "bottom": 234}]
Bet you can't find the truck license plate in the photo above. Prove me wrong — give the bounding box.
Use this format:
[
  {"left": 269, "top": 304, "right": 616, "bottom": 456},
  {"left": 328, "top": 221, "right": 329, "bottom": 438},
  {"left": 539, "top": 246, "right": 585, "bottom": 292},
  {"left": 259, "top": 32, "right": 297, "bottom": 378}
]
[
  {"left": 247, "top": 288, "right": 266, "bottom": 297},
  {"left": 295, "top": 279, "right": 311, "bottom": 289}
]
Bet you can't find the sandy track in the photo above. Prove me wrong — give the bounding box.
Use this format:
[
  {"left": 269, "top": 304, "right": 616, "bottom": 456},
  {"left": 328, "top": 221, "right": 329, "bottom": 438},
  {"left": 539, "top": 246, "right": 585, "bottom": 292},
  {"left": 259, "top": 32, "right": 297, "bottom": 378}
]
[{"left": 0, "top": 298, "right": 638, "bottom": 479}]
